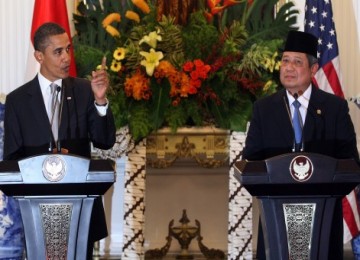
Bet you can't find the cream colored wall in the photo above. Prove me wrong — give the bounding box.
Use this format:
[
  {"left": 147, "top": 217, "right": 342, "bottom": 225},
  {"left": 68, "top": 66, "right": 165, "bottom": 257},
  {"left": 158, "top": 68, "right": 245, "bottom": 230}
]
[{"left": 332, "top": 0, "right": 360, "bottom": 146}]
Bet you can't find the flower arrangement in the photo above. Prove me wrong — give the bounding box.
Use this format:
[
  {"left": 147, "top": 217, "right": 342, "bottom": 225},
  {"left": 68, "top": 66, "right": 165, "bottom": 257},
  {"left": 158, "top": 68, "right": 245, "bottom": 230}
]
[{"left": 73, "top": 0, "right": 298, "bottom": 141}]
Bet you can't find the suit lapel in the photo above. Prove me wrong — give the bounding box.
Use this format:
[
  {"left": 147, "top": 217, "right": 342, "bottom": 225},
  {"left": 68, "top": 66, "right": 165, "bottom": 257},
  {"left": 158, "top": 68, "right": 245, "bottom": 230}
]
[
  {"left": 27, "top": 77, "right": 52, "bottom": 132},
  {"left": 303, "top": 85, "right": 325, "bottom": 141},
  {"left": 58, "top": 78, "right": 75, "bottom": 140},
  {"left": 273, "top": 89, "right": 294, "bottom": 144}
]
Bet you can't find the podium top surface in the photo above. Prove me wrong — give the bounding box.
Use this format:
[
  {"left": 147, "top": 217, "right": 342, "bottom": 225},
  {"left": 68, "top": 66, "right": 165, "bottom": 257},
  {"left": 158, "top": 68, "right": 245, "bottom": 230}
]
[
  {"left": 234, "top": 153, "right": 360, "bottom": 196},
  {"left": 0, "top": 154, "right": 116, "bottom": 196}
]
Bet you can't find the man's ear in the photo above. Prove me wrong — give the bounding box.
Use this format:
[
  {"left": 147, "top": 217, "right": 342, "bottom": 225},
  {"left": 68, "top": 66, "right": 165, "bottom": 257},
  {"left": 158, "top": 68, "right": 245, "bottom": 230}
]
[
  {"left": 311, "top": 63, "right": 319, "bottom": 77},
  {"left": 34, "top": 50, "right": 43, "bottom": 63}
]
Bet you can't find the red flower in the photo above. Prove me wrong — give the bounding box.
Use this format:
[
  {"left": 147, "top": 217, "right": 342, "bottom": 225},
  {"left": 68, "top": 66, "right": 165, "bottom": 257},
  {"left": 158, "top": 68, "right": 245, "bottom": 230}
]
[
  {"left": 183, "top": 61, "right": 194, "bottom": 72},
  {"left": 207, "top": 0, "right": 221, "bottom": 9},
  {"left": 210, "top": 6, "right": 226, "bottom": 15},
  {"left": 223, "top": 0, "right": 242, "bottom": 8}
]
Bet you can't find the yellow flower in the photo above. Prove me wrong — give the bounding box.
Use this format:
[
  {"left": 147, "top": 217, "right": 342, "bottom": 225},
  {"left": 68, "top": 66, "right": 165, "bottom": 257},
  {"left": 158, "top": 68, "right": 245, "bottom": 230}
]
[
  {"left": 125, "top": 10, "right": 140, "bottom": 23},
  {"left": 139, "top": 30, "right": 162, "bottom": 48},
  {"left": 102, "top": 13, "right": 121, "bottom": 27},
  {"left": 105, "top": 25, "right": 120, "bottom": 37},
  {"left": 113, "top": 47, "right": 126, "bottom": 61},
  {"left": 275, "top": 61, "right": 281, "bottom": 71},
  {"left": 263, "top": 80, "right": 274, "bottom": 91},
  {"left": 132, "top": 0, "right": 150, "bottom": 14},
  {"left": 139, "top": 48, "right": 164, "bottom": 76},
  {"left": 110, "top": 60, "right": 122, "bottom": 72}
]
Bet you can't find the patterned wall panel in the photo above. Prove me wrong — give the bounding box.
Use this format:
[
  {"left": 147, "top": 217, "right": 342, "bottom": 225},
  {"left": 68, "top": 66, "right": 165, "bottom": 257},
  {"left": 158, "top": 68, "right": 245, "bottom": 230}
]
[{"left": 228, "top": 131, "right": 253, "bottom": 260}]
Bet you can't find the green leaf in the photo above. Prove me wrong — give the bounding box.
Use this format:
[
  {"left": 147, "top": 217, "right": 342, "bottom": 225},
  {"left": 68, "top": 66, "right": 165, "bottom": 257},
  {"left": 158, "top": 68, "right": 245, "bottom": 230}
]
[{"left": 149, "top": 78, "right": 171, "bottom": 129}]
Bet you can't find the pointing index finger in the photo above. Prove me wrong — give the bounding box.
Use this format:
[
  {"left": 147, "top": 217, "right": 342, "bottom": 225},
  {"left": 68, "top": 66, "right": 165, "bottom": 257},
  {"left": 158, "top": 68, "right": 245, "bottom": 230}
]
[{"left": 101, "top": 56, "right": 107, "bottom": 70}]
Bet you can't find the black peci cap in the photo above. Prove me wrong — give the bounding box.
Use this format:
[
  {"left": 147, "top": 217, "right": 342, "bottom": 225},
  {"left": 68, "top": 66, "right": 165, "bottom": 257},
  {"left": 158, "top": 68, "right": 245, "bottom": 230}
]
[{"left": 284, "top": 30, "right": 318, "bottom": 57}]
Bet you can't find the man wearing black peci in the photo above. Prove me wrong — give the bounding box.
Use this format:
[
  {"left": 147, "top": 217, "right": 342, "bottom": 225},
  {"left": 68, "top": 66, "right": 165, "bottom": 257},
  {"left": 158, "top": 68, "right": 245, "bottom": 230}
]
[
  {"left": 242, "top": 30, "right": 359, "bottom": 259},
  {"left": 3, "top": 22, "right": 116, "bottom": 259}
]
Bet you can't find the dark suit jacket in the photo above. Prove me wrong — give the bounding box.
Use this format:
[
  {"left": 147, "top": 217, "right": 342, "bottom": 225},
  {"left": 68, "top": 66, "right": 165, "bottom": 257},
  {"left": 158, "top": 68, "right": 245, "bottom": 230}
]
[
  {"left": 3, "top": 75, "right": 116, "bottom": 242},
  {"left": 242, "top": 85, "right": 359, "bottom": 161},
  {"left": 242, "top": 85, "right": 359, "bottom": 260},
  {"left": 4, "top": 76, "right": 116, "bottom": 159}
]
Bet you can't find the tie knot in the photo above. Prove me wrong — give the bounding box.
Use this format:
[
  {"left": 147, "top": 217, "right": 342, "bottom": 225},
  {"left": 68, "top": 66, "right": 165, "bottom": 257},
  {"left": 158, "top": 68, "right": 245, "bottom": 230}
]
[
  {"left": 50, "top": 83, "right": 58, "bottom": 94},
  {"left": 293, "top": 100, "right": 301, "bottom": 109}
]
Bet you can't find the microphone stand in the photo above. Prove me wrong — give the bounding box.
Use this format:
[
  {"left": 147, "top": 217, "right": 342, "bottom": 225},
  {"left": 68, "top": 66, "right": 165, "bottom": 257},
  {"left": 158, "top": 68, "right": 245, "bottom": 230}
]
[{"left": 57, "top": 86, "right": 65, "bottom": 153}]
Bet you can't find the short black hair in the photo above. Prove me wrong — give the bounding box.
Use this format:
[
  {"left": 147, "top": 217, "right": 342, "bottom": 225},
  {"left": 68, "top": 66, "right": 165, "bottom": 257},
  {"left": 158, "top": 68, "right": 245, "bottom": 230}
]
[{"left": 33, "top": 22, "right": 66, "bottom": 52}]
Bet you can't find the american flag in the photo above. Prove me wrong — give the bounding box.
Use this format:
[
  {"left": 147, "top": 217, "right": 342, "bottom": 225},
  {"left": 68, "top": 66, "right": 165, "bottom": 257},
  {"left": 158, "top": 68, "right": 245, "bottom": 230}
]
[{"left": 305, "top": 0, "right": 360, "bottom": 243}]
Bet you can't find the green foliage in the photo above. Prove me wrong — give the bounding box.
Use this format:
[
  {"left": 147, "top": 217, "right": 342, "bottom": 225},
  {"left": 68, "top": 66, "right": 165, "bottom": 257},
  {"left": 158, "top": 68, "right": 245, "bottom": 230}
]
[
  {"left": 181, "top": 11, "right": 219, "bottom": 61},
  {"left": 127, "top": 102, "right": 153, "bottom": 142},
  {"left": 246, "top": 1, "right": 299, "bottom": 41},
  {"left": 73, "top": 0, "right": 298, "bottom": 142},
  {"left": 148, "top": 78, "right": 172, "bottom": 129}
]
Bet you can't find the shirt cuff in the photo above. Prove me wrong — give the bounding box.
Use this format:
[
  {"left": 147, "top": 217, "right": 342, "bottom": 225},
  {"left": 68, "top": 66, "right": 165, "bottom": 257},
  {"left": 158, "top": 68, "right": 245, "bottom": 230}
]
[{"left": 94, "top": 98, "right": 109, "bottom": 116}]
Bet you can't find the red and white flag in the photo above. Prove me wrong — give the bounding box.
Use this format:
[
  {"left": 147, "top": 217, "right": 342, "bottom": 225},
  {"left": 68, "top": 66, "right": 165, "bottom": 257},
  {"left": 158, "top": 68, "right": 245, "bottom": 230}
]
[
  {"left": 305, "top": 0, "right": 360, "bottom": 242},
  {"left": 25, "top": 0, "right": 76, "bottom": 81}
]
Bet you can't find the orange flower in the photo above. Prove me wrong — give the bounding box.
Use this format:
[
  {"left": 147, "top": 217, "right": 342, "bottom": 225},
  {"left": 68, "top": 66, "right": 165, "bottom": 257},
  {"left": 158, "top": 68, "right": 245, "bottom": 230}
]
[
  {"left": 125, "top": 10, "right": 140, "bottom": 23},
  {"left": 132, "top": 0, "right": 150, "bottom": 14},
  {"left": 124, "top": 70, "right": 151, "bottom": 100},
  {"left": 223, "top": 0, "right": 242, "bottom": 8},
  {"left": 207, "top": 0, "right": 221, "bottom": 9},
  {"left": 156, "top": 60, "right": 177, "bottom": 77},
  {"left": 102, "top": 13, "right": 121, "bottom": 27},
  {"left": 105, "top": 25, "right": 120, "bottom": 37},
  {"left": 210, "top": 6, "right": 226, "bottom": 15}
]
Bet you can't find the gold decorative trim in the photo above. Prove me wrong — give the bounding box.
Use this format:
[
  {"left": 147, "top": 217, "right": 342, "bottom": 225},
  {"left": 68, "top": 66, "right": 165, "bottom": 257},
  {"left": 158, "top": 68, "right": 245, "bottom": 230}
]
[{"left": 146, "top": 127, "right": 229, "bottom": 168}]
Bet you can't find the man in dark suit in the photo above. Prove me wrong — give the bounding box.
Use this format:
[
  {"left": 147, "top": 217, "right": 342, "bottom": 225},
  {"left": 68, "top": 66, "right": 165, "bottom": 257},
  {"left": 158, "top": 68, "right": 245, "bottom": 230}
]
[
  {"left": 3, "top": 22, "right": 116, "bottom": 259},
  {"left": 242, "top": 31, "right": 359, "bottom": 259}
]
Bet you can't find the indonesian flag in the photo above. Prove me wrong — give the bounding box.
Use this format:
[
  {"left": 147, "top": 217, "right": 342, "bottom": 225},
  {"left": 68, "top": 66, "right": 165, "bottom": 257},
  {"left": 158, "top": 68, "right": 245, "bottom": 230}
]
[
  {"left": 305, "top": 0, "right": 360, "bottom": 242},
  {"left": 25, "top": 0, "right": 76, "bottom": 81}
]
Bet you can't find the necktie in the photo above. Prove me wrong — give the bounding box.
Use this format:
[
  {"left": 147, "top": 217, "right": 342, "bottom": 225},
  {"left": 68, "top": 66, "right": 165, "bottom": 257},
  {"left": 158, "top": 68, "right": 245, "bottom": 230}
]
[
  {"left": 49, "top": 83, "right": 60, "bottom": 141},
  {"left": 292, "top": 100, "right": 302, "bottom": 146}
]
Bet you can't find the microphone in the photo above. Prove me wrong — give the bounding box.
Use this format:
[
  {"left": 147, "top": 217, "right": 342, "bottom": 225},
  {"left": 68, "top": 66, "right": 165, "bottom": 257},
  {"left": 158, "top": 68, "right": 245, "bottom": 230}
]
[{"left": 49, "top": 86, "right": 61, "bottom": 152}]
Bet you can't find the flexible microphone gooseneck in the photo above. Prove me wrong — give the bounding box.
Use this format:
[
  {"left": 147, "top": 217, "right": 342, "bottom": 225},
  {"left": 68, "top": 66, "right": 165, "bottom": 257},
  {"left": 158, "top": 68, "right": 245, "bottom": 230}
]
[{"left": 57, "top": 86, "right": 65, "bottom": 153}]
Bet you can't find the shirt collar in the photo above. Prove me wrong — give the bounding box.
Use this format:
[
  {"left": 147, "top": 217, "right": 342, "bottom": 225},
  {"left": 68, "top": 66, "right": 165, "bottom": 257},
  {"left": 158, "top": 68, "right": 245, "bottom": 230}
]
[
  {"left": 286, "top": 85, "right": 312, "bottom": 108},
  {"left": 37, "top": 72, "right": 62, "bottom": 93}
]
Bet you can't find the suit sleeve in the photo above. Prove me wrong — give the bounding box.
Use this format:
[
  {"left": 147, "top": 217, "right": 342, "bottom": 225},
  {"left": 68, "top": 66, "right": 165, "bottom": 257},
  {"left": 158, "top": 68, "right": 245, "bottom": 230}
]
[
  {"left": 84, "top": 83, "right": 116, "bottom": 150},
  {"left": 335, "top": 99, "right": 359, "bottom": 161},
  {"left": 88, "top": 103, "right": 116, "bottom": 150},
  {"left": 242, "top": 101, "right": 265, "bottom": 161},
  {"left": 3, "top": 95, "right": 23, "bottom": 160}
]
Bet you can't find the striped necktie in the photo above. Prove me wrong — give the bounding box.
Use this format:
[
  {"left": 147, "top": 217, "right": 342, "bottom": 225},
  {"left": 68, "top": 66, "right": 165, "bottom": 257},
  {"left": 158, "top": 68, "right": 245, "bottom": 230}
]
[{"left": 49, "top": 83, "right": 60, "bottom": 141}]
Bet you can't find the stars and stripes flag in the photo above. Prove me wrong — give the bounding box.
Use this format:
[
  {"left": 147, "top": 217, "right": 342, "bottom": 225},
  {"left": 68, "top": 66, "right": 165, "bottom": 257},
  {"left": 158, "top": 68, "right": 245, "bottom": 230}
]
[
  {"left": 305, "top": 0, "right": 360, "bottom": 243},
  {"left": 25, "top": 0, "right": 76, "bottom": 82}
]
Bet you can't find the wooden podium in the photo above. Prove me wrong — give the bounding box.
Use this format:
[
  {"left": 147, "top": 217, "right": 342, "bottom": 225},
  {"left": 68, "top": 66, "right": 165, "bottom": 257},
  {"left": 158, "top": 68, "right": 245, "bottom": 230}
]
[
  {"left": 0, "top": 154, "right": 115, "bottom": 260},
  {"left": 234, "top": 153, "right": 360, "bottom": 260}
]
